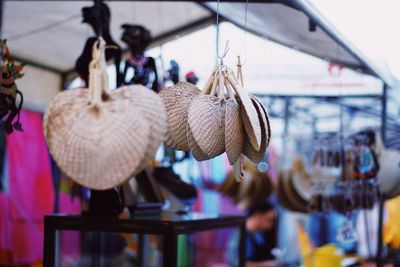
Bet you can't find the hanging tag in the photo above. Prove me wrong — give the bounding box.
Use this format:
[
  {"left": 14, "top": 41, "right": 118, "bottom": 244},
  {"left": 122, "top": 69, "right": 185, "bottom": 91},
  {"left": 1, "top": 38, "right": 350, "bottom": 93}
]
[{"left": 336, "top": 221, "right": 358, "bottom": 243}]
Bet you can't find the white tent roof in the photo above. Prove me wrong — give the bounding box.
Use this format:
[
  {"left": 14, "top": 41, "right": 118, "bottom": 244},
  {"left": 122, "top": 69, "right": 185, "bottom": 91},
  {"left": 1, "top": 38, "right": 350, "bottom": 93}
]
[
  {"left": 1, "top": 0, "right": 395, "bottom": 87},
  {"left": 2, "top": 1, "right": 212, "bottom": 73}
]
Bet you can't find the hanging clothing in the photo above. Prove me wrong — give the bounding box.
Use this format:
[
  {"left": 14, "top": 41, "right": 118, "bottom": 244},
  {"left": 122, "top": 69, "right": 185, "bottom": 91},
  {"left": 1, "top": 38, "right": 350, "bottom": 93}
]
[{"left": 0, "top": 110, "right": 55, "bottom": 265}]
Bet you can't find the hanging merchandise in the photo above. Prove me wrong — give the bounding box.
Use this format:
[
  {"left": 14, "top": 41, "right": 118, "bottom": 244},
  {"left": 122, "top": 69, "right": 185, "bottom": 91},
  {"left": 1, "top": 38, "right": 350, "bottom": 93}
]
[
  {"left": 160, "top": 62, "right": 271, "bottom": 166},
  {"left": 0, "top": 40, "right": 24, "bottom": 135},
  {"left": 75, "top": 2, "right": 123, "bottom": 87},
  {"left": 373, "top": 132, "right": 400, "bottom": 199},
  {"left": 121, "top": 24, "right": 159, "bottom": 92},
  {"left": 43, "top": 38, "right": 166, "bottom": 190},
  {"left": 219, "top": 161, "right": 273, "bottom": 209},
  {"left": 160, "top": 82, "right": 200, "bottom": 152}
]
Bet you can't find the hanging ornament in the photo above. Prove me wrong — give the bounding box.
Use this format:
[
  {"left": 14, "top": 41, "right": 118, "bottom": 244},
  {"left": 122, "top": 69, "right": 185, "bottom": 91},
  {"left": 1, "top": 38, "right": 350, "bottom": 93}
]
[{"left": 0, "top": 40, "right": 24, "bottom": 134}]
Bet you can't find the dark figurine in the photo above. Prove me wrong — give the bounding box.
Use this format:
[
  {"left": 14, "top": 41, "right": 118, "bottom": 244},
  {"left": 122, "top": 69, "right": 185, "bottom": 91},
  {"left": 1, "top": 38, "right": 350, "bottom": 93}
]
[
  {"left": 74, "top": 2, "right": 125, "bottom": 217},
  {"left": 121, "top": 24, "right": 158, "bottom": 92},
  {"left": 0, "top": 40, "right": 24, "bottom": 135},
  {"left": 167, "top": 60, "right": 180, "bottom": 85},
  {"left": 185, "top": 71, "right": 199, "bottom": 85},
  {"left": 75, "top": 2, "right": 123, "bottom": 87}
]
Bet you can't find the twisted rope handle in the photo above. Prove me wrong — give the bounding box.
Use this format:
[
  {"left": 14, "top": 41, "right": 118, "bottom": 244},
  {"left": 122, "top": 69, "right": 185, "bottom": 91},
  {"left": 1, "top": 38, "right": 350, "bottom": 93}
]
[
  {"left": 88, "top": 37, "right": 109, "bottom": 107},
  {"left": 237, "top": 56, "right": 244, "bottom": 87}
]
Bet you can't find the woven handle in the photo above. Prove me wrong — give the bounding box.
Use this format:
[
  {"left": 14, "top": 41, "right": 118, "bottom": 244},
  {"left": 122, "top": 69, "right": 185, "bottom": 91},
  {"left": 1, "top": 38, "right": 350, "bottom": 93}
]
[
  {"left": 226, "top": 68, "right": 243, "bottom": 96},
  {"left": 217, "top": 70, "right": 225, "bottom": 98},
  {"left": 201, "top": 66, "right": 218, "bottom": 95},
  {"left": 208, "top": 70, "right": 220, "bottom": 96},
  {"left": 88, "top": 38, "right": 109, "bottom": 106},
  {"left": 223, "top": 70, "right": 236, "bottom": 101}
]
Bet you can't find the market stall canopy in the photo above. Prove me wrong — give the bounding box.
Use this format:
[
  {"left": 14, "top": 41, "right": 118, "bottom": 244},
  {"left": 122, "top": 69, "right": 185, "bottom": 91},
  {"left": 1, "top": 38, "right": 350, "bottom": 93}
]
[
  {"left": 204, "top": 0, "right": 395, "bottom": 87},
  {"left": 1, "top": 0, "right": 396, "bottom": 87},
  {"left": 2, "top": 1, "right": 212, "bottom": 73}
]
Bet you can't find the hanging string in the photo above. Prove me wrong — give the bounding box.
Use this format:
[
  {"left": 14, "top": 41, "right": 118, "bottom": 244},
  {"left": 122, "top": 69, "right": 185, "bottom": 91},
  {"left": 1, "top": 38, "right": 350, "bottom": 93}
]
[
  {"left": 216, "top": 0, "right": 221, "bottom": 63},
  {"left": 215, "top": 0, "right": 230, "bottom": 65},
  {"left": 218, "top": 41, "right": 230, "bottom": 65},
  {"left": 94, "top": 0, "right": 103, "bottom": 38},
  {"left": 241, "top": 0, "right": 249, "bottom": 66}
]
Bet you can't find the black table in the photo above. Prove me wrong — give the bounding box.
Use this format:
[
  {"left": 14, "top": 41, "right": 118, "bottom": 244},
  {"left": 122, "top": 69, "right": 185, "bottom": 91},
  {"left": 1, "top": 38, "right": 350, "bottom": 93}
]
[{"left": 43, "top": 212, "right": 246, "bottom": 267}]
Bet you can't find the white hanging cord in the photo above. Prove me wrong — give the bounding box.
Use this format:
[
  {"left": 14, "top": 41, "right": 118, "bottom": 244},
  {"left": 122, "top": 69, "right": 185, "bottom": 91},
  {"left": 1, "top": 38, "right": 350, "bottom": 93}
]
[
  {"left": 218, "top": 41, "right": 230, "bottom": 65},
  {"left": 216, "top": 0, "right": 221, "bottom": 62},
  {"left": 241, "top": 0, "right": 249, "bottom": 66},
  {"left": 216, "top": 0, "right": 230, "bottom": 65}
]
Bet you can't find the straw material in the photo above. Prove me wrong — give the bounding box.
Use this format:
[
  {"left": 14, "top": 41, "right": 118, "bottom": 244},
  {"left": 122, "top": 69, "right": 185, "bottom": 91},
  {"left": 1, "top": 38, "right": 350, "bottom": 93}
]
[
  {"left": 238, "top": 163, "right": 273, "bottom": 208},
  {"left": 283, "top": 171, "right": 309, "bottom": 213},
  {"left": 159, "top": 81, "right": 200, "bottom": 151},
  {"left": 251, "top": 96, "right": 271, "bottom": 147},
  {"left": 43, "top": 39, "right": 165, "bottom": 190},
  {"left": 220, "top": 161, "right": 273, "bottom": 207},
  {"left": 276, "top": 171, "right": 293, "bottom": 211},
  {"left": 188, "top": 95, "right": 225, "bottom": 159},
  {"left": 225, "top": 98, "right": 243, "bottom": 165},
  {"left": 227, "top": 69, "right": 261, "bottom": 150},
  {"left": 242, "top": 97, "right": 267, "bottom": 163},
  {"left": 219, "top": 169, "right": 241, "bottom": 202},
  {"left": 186, "top": 120, "right": 209, "bottom": 161},
  {"left": 44, "top": 89, "right": 151, "bottom": 190},
  {"left": 118, "top": 85, "right": 167, "bottom": 174},
  {"left": 291, "top": 158, "right": 313, "bottom": 201}
]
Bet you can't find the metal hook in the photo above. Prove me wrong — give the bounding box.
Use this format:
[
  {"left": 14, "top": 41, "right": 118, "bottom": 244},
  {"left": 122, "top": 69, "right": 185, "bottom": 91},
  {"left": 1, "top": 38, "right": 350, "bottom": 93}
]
[{"left": 218, "top": 40, "right": 230, "bottom": 65}]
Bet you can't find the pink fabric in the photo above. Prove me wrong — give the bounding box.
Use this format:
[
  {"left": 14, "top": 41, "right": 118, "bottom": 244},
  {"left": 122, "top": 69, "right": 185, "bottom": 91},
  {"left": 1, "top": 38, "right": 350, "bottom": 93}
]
[
  {"left": 59, "top": 193, "right": 81, "bottom": 259},
  {"left": 0, "top": 110, "right": 55, "bottom": 265},
  {"left": 0, "top": 194, "right": 12, "bottom": 259},
  {"left": 7, "top": 111, "right": 54, "bottom": 221}
]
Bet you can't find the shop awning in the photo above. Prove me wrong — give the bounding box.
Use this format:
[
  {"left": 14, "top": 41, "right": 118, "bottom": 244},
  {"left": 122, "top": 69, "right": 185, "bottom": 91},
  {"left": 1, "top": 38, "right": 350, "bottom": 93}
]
[
  {"left": 2, "top": 0, "right": 396, "bottom": 87},
  {"left": 2, "top": 1, "right": 212, "bottom": 73},
  {"left": 204, "top": 0, "right": 395, "bottom": 87}
]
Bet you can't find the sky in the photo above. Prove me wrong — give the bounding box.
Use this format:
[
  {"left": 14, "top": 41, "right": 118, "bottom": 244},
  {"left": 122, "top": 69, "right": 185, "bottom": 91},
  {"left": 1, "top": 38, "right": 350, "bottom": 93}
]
[{"left": 309, "top": 0, "right": 400, "bottom": 80}]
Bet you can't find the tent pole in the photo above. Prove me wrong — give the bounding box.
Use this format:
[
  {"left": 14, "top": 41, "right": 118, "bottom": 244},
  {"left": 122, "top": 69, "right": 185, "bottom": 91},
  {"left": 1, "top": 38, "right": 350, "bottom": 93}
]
[
  {"left": 280, "top": 97, "right": 291, "bottom": 168},
  {"left": 376, "top": 83, "right": 388, "bottom": 267},
  {"left": 0, "top": 0, "right": 3, "bottom": 38},
  {"left": 381, "top": 83, "right": 388, "bottom": 144}
]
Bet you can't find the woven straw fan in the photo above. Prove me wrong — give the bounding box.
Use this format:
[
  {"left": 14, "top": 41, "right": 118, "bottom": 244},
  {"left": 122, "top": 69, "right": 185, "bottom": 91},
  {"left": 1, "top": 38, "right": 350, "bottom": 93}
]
[
  {"left": 118, "top": 85, "right": 167, "bottom": 175},
  {"left": 226, "top": 67, "right": 262, "bottom": 151},
  {"left": 188, "top": 68, "right": 225, "bottom": 160},
  {"left": 186, "top": 69, "right": 219, "bottom": 160},
  {"left": 223, "top": 70, "right": 244, "bottom": 165},
  {"left": 44, "top": 39, "right": 150, "bottom": 190},
  {"left": 252, "top": 96, "right": 271, "bottom": 148},
  {"left": 242, "top": 96, "right": 270, "bottom": 163},
  {"left": 159, "top": 81, "right": 201, "bottom": 151}
]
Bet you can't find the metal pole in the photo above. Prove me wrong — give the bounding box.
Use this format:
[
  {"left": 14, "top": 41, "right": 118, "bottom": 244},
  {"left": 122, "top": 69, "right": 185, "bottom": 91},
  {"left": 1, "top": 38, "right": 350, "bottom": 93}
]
[
  {"left": 376, "top": 195, "right": 385, "bottom": 267},
  {"left": 381, "top": 83, "right": 388, "bottom": 145},
  {"left": 281, "top": 97, "right": 291, "bottom": 168},
  {"left": 0, "top": 0, "right": 3, "bottom": 38},
  {"left": 376, "top": 83, "right": 388, "bottom": 267}
]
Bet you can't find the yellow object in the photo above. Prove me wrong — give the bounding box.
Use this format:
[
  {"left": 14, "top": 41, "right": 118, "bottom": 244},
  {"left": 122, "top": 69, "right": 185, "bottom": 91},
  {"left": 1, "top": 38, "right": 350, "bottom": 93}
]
[
  {"left": 297, "top": 223, "right": 314, "bottom": 256},
  {"left": 303, "top": 244, "right": 342, "bottom": 267},
  {"left": 297, "top": 223, "right": 342, "bottom": 267},
  {"left": 384, "top": 195, "right": 400, "bottom": 249}
]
